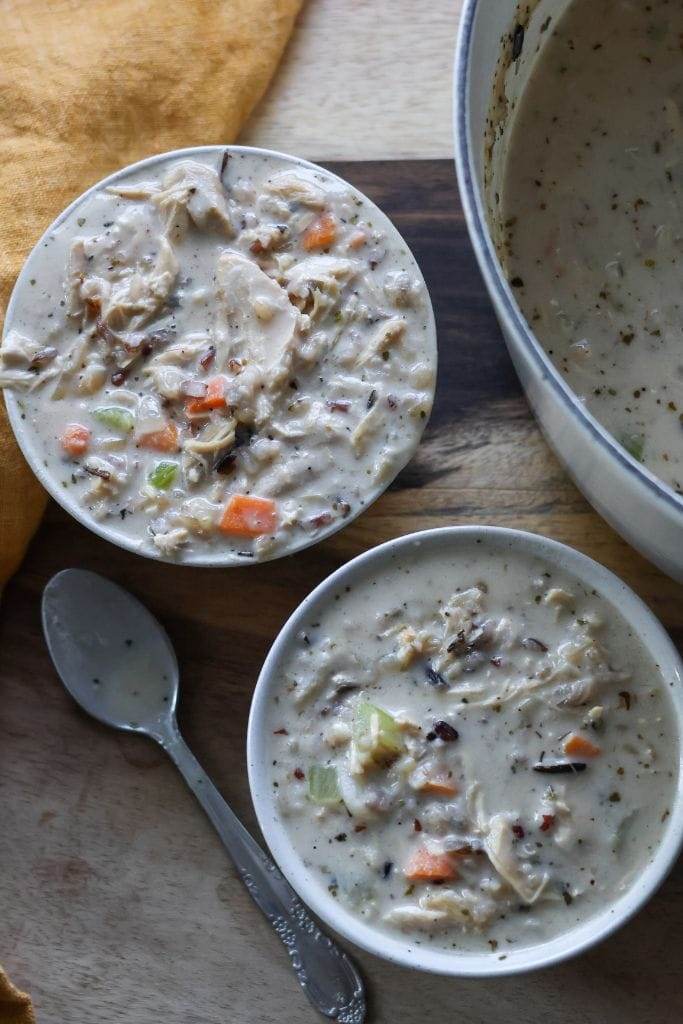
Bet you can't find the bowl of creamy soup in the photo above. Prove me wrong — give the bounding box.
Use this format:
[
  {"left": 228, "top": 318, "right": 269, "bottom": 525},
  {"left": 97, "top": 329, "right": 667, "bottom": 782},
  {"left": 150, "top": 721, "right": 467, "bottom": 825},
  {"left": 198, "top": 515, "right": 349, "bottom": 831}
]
[
  {"left": 248, "top": 527, "right": 683, "bottom": 976},
  {"left": 455, "top": 1, "right": 683, "bottom": 581},
  {"left": 0, "top": 146, "right": 436, "bottom": 564}
]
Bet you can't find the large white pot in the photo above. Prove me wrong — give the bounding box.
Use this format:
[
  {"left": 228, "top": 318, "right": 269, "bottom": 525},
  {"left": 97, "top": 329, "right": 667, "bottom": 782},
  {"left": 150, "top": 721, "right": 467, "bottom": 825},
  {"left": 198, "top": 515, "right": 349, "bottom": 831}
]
[{"left": 454, "top": 0, "right": 683, "bottom": 581}]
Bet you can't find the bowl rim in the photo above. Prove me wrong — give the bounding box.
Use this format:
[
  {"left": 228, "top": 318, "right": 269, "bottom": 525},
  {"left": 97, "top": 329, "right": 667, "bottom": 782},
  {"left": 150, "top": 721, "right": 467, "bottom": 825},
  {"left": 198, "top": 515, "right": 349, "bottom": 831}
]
[
  {"left": 3, "top": 144, "right": 437, "bottom": 567},
  {"left": 452, "top": 0, "right": 683, "bottom": 520},
  {"left": 247, "top": 525, "right": 683, "bottom": 977}
]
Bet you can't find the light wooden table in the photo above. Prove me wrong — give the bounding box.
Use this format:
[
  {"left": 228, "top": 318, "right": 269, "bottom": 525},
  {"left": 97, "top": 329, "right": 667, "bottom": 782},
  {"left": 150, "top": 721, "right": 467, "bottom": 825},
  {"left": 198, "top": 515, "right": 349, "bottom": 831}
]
[
  {"left": 3, "top": 5, "right": 683, "bottom": 1024},
  {"left": 242, "top": 0, "right": 460, "bottom": 160}
]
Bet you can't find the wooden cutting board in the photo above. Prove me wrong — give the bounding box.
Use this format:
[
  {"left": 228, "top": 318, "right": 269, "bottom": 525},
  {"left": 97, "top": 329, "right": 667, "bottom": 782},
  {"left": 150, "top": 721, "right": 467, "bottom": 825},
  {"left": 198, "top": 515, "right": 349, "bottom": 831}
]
[{"left": 1, "top": 160, "right": 682, "bottom": 1024}]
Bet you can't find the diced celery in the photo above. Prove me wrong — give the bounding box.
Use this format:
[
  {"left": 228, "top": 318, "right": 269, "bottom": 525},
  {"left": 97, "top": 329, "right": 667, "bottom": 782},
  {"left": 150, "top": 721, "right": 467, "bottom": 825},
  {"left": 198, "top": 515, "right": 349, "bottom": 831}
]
[
  {"left": 148, "top": 460, "right": 178, "bottom": 490},
  {"left": 353, "top": 701, "right": 404, "bottom": 765},
  {"left": 308, "top": 765, "right": 341, "bottom": 805},
  {"left": 621, "top": 433, "right": 644, "bottom": 463},
  {"left": 93, "top": 406, "right": 134, "bottom": 434}
]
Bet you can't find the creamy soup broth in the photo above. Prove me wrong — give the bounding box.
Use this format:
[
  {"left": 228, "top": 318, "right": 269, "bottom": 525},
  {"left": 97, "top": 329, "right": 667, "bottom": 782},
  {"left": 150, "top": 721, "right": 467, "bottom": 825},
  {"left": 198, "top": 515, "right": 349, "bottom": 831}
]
[
  {"left": 265, "top": 540, "right": 677, "bottom": 952},
  {"left": 500, "top": 0, "right": 683, "bottom": 494},
  {"left": 1, "top": 151, "right": 435, "bottom": 561}
]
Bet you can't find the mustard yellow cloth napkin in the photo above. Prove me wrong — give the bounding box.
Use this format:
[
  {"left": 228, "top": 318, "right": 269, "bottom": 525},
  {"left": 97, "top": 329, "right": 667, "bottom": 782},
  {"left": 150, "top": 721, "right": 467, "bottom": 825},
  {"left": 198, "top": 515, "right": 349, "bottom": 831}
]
[
  {"left": 0, "top": 0, "right": 302, "bottom": 588},
  {"left": 0, "top": 970, "right": 35, "bottom": 1024},
  {"left": 0, "top": 0, "right": 301, "bottom": 1018}
]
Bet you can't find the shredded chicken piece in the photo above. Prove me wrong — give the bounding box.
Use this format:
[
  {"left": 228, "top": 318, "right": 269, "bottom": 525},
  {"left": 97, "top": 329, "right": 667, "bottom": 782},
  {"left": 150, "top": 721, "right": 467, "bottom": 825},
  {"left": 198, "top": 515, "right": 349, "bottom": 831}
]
[
  {"left": 66, "top": 238, "right": 88, "bottom": 317},
  {"left": 177, "top": 497, "right": 221, "bottom": 535},
  {"left": 440, "top": 587, "right": 486, "bottom": 653},
  {"left": 143, "top": 364, "right": 187, "bottom": 400},
  {"left": 152, "top": 526, "right": 190, "bottom": 554},
  {"left": 242, "top": 223, "right": 288, "bottom": 254},
  {"left": 384, "top": 269, "right": 421, "bottom": 308},
  {"left": 355, "top": 317, "right": 406, "bottom": 367},
  {"left": 541, "top": 630, "right": 629, "bottom": 699},
  {"left": 544, "top": 587, "right": 575, "bottom": 612},
  {"left": 183, "top": 417, "right": 236, "bottom": 455},
  {"left": 50, "top": 331, "right": 93, "bottom": 400},
  {"left": 1, "top": 329, "right": 44, "bottom": 368},
  {"left": 149, "top": 333, "right": 212, "bottom": 366},
  {"left": 76, "top": 361, "right": 107, "bottom": 394},
  {"left": 216, "top": 250, "right": 298, "bottom": 373},
  {"left": 109, "top": 237, "right": 178, "bottom": 331},
  {"left": 69, "top": 235, "right": 178, "bottom": 334},
  {"left": 539, "top": 789, "right": 574, "bottom": 848},
  {"left": 420, "top": 887, "right": 499, "bottom": 928},
  {"left": 110, "top": 160, "right": 234, "bottom": 237},
  {"left": 350, "top": 401, "right": 383, "bottom": 454},
  {"left": 483, "top": 813, "right": 549, "bottom": 904},
  {"left": 264, "top": 170, "right": 326, "bottom": 209},
  {"left": 292, "top": 640, "right": 366, "bottom": 707},
  {"left": 83, "top": 456, "right": 127, "bottom": 497},
  {"left": 382, "top": 905, "right": 448, "bottom": 929},
  {"left": 324, "top": 722, "right": 353, "bottom": 748},
  {"left": 394, "top": 625, "right": 436, "bottom": 668},
  {"left": 284, "top": 255, "right": 360, "bottom": 307},
  {"left": 0, "top": 329, "right": 59, "bottom": 389}
]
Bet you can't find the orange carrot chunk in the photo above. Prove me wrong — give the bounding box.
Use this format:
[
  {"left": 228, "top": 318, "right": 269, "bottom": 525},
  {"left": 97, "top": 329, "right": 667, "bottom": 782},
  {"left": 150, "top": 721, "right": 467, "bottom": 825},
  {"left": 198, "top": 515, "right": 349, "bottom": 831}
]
[
  {"left": 138, "top": 422, "right": 179, "bottom": 453},
  {"left": 417, "top": 772, "right": 458, "bottom": 797},
  {"left": 405, "top": 848, "right": 458, "bottom": 883},
  {"left": 61, "top": 423, "right": 90, "bottom": 457},
  {"left": 563, "top": 733, "right": 601, "bottom": 758},
  {"left": 186, "top": 376, "right": 226, "bottom": 414},
  {"left": 302, "top": 211, "right": 337, "bottom": 251},
  {"left": 219, "top": 494, "right": 278, "bottom": 537}
]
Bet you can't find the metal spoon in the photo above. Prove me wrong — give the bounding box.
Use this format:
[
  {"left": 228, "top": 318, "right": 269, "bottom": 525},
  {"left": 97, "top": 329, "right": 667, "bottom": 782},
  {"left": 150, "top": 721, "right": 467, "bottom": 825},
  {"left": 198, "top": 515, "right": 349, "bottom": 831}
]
[{"left": 42, "top": 568, "right": 365, "bottom": 1023}]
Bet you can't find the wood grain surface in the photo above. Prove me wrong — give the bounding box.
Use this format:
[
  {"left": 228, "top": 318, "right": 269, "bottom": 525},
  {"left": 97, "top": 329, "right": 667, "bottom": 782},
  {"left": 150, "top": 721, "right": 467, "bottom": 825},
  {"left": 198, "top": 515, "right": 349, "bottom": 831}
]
[
  {"left": 2, "top": 160, "right": 682, "bottom": 1024},
  {"left": 242, "top": 0, "right": 460, "bottom": 160}
]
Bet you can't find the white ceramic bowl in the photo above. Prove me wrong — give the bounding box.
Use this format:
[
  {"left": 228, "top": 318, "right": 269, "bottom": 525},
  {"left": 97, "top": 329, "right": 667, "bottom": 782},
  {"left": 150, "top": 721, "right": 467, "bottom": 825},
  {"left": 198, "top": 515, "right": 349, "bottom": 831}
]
[
  {"left": 3, "top": 145, "right": 436, "bottom": 566},
  {"left": 248, "top": 526, "right": 683, "bottom": 977},
  {"left": 454, "top": 1, "right": 683, "bottom": 582}
]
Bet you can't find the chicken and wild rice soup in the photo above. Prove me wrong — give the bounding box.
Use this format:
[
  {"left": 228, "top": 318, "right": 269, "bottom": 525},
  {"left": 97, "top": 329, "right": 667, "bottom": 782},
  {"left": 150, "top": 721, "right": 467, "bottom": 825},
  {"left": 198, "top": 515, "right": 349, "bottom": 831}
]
[
  {"left": 499, "top": 0, "right": 683, "bottom": 495},
  {"left": 0, "top": 150, "right": 435, "bottom": 560},
  {"left": 265, "top": 539, "right": 677, "bottom": 952}
]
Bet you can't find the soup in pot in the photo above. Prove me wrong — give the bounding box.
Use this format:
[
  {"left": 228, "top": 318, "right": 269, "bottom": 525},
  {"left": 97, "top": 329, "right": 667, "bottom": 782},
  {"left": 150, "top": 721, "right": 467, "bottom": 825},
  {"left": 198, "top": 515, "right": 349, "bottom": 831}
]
[{"left": 500, "top": 0, "right": 683, "bottom": 495}]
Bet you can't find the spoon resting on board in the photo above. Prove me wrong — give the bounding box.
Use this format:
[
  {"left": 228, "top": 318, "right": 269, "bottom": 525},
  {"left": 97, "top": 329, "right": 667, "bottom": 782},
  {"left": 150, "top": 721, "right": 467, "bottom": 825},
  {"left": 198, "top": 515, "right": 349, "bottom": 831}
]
[{"left": 41, "top": 568, "right": 365, "bottom": 1024}]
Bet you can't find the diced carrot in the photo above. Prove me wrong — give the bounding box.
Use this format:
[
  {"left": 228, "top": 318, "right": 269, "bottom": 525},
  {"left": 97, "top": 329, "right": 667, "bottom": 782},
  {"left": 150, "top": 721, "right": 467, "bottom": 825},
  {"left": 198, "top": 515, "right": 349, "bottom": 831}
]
[
  {"left": 563, "top": 733, "right": 601, "bottom": 758},
  {"left": 302, "top": 211, "right": 337, "bottom": 251},
  {"left": 404, "top": 848, "right": 458, "bottom": 883},
  {"left": 417, "top": 772, "right": 458, "bottom": 797},
  {"left": 347, "top": 229, "right": 368, "bottom": 250},
  {"left": 186, "top": 376, "right": 226, "bottom": 414},
  {"left": 138, "top": 421, "right": 179, "bottom": 453},
  {"left": 61, "top": 423, "right": 90, "bottom": 457},
  {"left": 219, "top": 494, "right": 278, "bottom": 537}
]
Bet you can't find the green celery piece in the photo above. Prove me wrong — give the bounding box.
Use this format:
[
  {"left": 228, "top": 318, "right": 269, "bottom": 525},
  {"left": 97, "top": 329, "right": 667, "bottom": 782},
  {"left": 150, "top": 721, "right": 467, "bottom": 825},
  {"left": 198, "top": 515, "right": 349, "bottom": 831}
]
[
  {"left": 621, "top": 433, "right": 645, "bottom": 463},
  {"left": 148, "top": 461, "right": 178, "bottom": 490},
  {"left": 354, "top": 701, "right": 403, "bottom": 759},
  {"left": 308, "top": 765, "right": 341, "bottom": 805},
  {"left": 93, "top": 406, "right": 134, "bottom": 434}
]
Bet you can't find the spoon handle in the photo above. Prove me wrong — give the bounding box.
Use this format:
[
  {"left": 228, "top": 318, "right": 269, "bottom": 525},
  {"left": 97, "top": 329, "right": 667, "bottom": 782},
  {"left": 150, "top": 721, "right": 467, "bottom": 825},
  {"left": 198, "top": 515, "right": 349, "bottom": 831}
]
[{"left": 161, "top": 724, "right": 365, "bottom": 1024}]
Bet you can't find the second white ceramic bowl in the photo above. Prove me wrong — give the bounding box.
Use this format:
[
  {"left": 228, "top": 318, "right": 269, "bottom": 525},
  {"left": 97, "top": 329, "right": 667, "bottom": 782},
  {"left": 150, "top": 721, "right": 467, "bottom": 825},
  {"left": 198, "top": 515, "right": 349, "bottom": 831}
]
[{"left": 248, "top": 526, "right": 683, "bottom": 977}]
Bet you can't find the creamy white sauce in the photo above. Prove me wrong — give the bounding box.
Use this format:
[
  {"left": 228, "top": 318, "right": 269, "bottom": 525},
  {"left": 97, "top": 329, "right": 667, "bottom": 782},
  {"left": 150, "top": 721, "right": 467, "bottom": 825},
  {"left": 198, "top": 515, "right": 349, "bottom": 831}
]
[
  {"left": 1, "top": 151, "right": 435, "bottom": 561},
  {"left": 500, "top": 0, "right": 683, "bottom": 494},
  {"left": 265, "top": 541, "right": 677, "bottom": 952}
]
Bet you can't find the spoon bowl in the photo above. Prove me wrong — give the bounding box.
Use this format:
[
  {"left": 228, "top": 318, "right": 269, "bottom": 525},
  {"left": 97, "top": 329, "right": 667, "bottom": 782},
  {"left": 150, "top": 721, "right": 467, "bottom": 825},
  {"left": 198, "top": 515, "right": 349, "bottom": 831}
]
[{"left": 42, "top": 569, "right": 178, "bottom": 737}]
